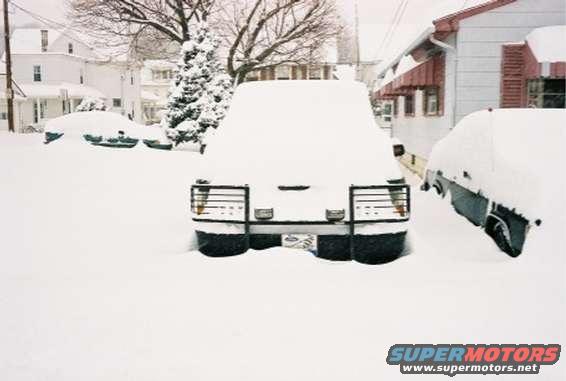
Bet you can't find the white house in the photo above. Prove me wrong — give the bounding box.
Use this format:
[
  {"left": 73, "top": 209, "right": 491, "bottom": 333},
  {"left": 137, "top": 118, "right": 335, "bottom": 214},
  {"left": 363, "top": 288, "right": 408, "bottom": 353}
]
[
  {"left": 140, "top": 59, "right": 176, "bottom": 124},
  {"left": 0, "top": 28, "right": 143, "bottom": 132},
  {"left": 375, "top": 0, "right": 566, "bottom": 175}
]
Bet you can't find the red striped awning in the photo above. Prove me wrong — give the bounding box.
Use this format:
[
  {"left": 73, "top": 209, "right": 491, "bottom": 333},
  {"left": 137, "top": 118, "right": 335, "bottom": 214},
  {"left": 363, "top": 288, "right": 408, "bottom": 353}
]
[{"left": 376, "top": 54, "right": 445, "bottom": 100}]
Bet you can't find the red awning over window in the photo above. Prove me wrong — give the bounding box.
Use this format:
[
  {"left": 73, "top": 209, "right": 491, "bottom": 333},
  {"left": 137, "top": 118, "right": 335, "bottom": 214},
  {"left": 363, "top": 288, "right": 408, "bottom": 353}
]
[
  {"left": 393, "top": 54, "right": 445, "bottom": 90},
  {"left": 377, "top": 54, "right": 445, "bottom": 100}
]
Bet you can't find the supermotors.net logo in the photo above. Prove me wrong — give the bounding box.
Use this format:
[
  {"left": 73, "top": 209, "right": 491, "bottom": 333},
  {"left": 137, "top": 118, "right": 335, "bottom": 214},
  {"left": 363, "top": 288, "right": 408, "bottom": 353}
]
[{"left": 386, "top": 344, "right": 561, "bottom": 377}]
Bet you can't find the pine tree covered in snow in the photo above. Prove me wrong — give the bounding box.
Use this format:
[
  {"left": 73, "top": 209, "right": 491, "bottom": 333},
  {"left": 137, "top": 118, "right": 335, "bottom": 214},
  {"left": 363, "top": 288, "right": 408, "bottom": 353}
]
[
  {"left": 76, "top": 97, "right": 108, "bottom": 112},
  {"left": 164, "top": 22, "right": 233, "bottom": 146}
]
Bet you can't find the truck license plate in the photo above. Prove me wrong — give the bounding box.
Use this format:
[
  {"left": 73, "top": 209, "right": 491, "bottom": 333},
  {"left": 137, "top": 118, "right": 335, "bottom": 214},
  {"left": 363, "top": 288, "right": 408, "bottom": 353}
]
[{"left": 282, "top": 234, "right": 317, "bottom": 253}]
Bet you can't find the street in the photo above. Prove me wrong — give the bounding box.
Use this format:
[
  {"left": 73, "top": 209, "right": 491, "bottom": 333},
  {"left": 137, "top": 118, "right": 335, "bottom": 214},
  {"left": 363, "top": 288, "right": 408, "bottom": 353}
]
[{"left": 0, "top": 133, "right": 563, "bottom": 380}]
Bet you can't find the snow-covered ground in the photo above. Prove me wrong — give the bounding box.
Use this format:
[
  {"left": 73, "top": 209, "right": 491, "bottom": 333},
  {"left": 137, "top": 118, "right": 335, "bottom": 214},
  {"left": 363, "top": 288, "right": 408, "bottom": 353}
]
[{"left": 0, "top": 133, "right": 564, "bottom": 380}]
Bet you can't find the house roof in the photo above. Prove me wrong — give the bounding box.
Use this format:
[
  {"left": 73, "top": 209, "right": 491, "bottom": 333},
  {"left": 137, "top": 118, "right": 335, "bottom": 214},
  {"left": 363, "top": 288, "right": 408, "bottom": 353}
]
[
  {"left": 141, "top": 90, "right": 161, "bottom": 103},
  {"left": 18, "top": 83, "right": 106, "bottom": 99},
  {"left": 7, "top": 28, "right": 137, "bottom": 64},
  {"left": 526, "top": 25, "right": 566, "bottom": 63},
  {"left": 9, "top": 29, "right": 63, "bottom": 55},
  {"left": 433, "top": 0, "right": 517, "bottom": 35},
  {"left": 376, "top": 0, "right": 516, "bottom": 79}
]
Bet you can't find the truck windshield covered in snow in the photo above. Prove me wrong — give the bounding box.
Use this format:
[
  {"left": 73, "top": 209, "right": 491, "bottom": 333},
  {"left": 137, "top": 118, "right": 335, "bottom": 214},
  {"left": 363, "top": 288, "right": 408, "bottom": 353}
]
[{"left": 204, "top": 81, "right": 401, "bottom": 185}]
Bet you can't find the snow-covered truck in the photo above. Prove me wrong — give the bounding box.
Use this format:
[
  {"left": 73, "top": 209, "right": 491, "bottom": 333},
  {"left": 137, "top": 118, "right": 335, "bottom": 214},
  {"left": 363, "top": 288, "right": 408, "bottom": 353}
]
[
  {"left": 422, "top": 108, "right": 566, "bottom": 257},
  {"left": 190, "top": 81, "right": 410, "bottom": 264}
]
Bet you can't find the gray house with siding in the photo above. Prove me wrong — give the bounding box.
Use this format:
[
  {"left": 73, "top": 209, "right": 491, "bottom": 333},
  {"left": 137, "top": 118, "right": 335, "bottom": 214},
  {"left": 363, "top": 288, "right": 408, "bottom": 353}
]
[{"left": 375, "top": 0, "right": 566, "bottom": 175}]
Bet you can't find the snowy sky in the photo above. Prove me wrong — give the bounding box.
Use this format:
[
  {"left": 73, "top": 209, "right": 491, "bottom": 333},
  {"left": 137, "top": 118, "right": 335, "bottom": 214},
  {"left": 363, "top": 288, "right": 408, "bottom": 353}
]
[{"left": 8, "top": 0, "right": 472, "bottom": 62}]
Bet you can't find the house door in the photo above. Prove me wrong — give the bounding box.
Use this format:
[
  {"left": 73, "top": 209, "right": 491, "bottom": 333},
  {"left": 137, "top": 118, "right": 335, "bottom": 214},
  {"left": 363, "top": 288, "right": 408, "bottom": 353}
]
[{"left": 32, "top": 99, "right": 47, "bottom": 124}]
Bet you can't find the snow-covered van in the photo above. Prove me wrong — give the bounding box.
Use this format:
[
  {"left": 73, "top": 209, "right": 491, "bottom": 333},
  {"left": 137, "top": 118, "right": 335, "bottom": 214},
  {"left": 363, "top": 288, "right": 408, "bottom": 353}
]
[
  {"left": 191, "top": 81, "right": 410, "bottom": 264},
  {"left": 422, "top": 108, "right": 566, "bottom": 257}
]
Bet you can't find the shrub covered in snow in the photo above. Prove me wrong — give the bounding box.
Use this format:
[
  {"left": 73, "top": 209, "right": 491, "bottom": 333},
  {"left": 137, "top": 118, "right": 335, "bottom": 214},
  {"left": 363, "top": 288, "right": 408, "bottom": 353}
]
[
  {"left": 163, "top": 22, "right": 233, "bottom": 147},
  {"left": 75, "top": 97, "right": 108, "bottom": 112}
]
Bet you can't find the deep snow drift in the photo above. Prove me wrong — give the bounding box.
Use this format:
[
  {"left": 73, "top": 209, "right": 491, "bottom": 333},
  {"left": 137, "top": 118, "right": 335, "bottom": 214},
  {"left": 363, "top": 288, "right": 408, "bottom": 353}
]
[{"left": 0, "top": 133, "right": 563, "bottom": 380}]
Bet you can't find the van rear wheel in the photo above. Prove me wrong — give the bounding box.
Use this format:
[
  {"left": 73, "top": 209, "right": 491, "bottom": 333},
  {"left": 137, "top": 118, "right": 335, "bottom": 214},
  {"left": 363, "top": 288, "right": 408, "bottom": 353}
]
[{"left": 487, "top": 219, "right": 517, "bottom": 257}]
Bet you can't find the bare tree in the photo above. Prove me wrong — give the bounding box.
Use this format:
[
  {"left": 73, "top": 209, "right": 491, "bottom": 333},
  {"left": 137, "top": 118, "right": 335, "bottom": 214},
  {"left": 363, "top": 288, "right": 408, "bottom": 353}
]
[
  {"left": 216, "top": 0, "right": 339, "bottom": 83},
  {"left": 68, "top": 0, "right": 339, "bottom": 81},
  {"left": 68, "top": 0, "right": 214, "bottom": 58}
]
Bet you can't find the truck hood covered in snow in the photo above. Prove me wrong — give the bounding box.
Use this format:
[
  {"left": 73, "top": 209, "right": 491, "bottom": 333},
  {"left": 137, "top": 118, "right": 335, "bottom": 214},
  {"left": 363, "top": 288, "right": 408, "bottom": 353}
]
[
  {"left": 427, "top": 109, "right": 566, "bottom": 222},
  {"left": 202, "top": 81, "right": 402, "bottom": 186}
]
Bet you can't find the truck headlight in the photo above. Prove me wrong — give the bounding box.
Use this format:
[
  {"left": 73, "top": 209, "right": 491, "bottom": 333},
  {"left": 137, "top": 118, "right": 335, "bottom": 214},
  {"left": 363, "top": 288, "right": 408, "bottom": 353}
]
[
  {"left": 326, "top": 209, "right": 345, "bottom": 221},
  {"left": 254, "top": 208, "right": 274, "bottom": 220}
]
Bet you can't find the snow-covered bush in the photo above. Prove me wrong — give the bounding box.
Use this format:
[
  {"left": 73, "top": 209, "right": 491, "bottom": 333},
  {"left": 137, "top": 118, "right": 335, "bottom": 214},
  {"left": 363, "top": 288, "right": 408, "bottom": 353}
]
[
  {"left": 75, "top": 97, "right": 108, "bottom": 112},
  {"left": 163, "top": 22, "right": 234, "bottom": 147}
]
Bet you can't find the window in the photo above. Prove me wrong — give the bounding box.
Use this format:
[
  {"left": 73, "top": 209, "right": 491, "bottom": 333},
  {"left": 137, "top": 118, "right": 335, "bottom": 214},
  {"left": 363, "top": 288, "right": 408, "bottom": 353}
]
[
  {"left": 309, "top": 66, "right": 322, "bottom": 80},
  {"left": 527, "top": 79, "right": 565, "bottom": 109},
  {"left": 131, "top": 74, "right": 134, "bottom": 85},
  {"left": 275, "top": 65, "right": 290, "bottom": 80},
  {"left": 41, "top": 30, "right": 48, "bottom": 52},
  {"left": 245, "top": 70, "right": 260, "bottom": 82},
  {"left": 33, "top": 100, "right": 47, "bottom": 122},
  {"left": 152, "top": 70, "right": 173, "bottom": 80},
  {"left": 393, "top": 98, "right": 398, "bottom": 117},
  {"left": 80, "top": 69, "right": 84, "bottom": 84},
  {"left": 40, "top": 100, "right": 47, "bottom": 119},
  {"left": 33, "top": 65, "right": 42, "bottom": 82},
  {"left": 113, "top": 98, "right": 122, "bottom": 108},
  {"left": 0, "top": 112, "right": 7, "bottom": 120},
  {"left": 404, "top": 93, "right": 414, "bottom": 116},
  {"left": 68, "top": 43, "right": 74, "bottom": 54},
  {"left": 423, "top": 87, "right": 439, "bottom": 115}
]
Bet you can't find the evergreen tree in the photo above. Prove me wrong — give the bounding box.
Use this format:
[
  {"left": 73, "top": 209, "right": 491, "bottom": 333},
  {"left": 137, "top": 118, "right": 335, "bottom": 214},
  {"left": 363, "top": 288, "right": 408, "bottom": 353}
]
[
  {"left": 163, "top": 22, "right": 233, "bottom": 146},
  {"left": 76, "top": 97, "right": 108, "bottom": 112}
]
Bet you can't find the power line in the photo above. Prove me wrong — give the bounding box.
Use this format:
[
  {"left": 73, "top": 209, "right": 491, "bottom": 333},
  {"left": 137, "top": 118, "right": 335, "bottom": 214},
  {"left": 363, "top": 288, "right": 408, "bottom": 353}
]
[
  {"left": 9, "top": 1, "right": 101, "bottom": 54},
  {"left": 10, "top": 1, "right": 70, "bottom": 30},
  {"left": 376, "top": 0, "right": 409, "bottom": 60},
  {"left": 382, "top": 0, "right": 409, "bottom": 55}
]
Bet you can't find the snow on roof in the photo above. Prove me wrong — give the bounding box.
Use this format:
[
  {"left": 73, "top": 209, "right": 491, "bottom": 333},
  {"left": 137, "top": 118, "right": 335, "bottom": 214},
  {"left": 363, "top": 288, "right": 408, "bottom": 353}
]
[
  {"left": 526, "top": 25, "right": 566, "bottom": 63},
  {"left": 141, "top": 91, "right": 161, "bottom": 102},
  {"left": 9, "top": 28, "right": 63, "bottom": 54},
  {"left": 381, "top": 68, "right": 395, "bottom": 85},
  {"left": 143, "top": 60, "right": 177, "bottom": 69},
  {"left": 334, "top": 64, "right": 356, "bottom": 81},
  {"left": 428, "top": 108, "right": 566, "bottom": 220},
  {"left": 19, "top": 83, "right": 106, "bottom": 99},
  {"left": 375, "top": 0, "right": 494, "bottom": 78},
  {"left": 376, "top": 55, "right": 420, "bottom": 90}
]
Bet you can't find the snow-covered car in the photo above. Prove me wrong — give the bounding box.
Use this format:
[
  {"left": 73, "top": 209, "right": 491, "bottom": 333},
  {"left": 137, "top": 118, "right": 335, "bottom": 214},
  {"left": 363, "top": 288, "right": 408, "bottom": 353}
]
[
  {"left": 422, "top": 108, "right": 566, "bottom": 257},
  {"left": 44, "top": 111, "right": 168, "bottom": 146},
  {"left": 191, "top": 81, "right": 410, "bottom": 264}
]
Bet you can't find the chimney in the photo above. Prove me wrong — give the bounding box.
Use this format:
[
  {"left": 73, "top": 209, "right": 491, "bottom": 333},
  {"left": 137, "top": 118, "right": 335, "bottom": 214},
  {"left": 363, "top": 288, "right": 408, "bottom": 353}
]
[{"left": 41, "top": 30, "right": 48, "bottom": 52}]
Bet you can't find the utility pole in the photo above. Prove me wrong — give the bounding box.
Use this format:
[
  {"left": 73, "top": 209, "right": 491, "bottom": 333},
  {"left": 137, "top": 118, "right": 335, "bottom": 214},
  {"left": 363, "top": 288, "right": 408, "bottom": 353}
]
[
  {"left": 354, "top": 0, "right": 361, "bottom": 82},
  {"left": 3, "top": 0, "right": 15, "bottom": 132}
]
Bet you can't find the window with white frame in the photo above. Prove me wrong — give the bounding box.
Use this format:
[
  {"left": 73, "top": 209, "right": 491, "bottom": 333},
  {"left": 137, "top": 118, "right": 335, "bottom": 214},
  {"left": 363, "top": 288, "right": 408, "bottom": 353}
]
[
  {"left": 309, "top": 66, "right": 322, "bottom": 79},
  {"left": 33, "top": 65, "right": 42, "bottom": 82},
  {"left": 41, "top": 30, "right": 48, "bottom": 52},
  {"left": 68, "top": 43, "right": 74, "bottom": 54},
  {"left": 113, "top": 98, "right": 122, "bottom": 108},
  {"left": 423, "top": 87, "right": 439, "bottom": 115},
  {"left": 275, "top": 65, "right": 290, "bottom": 80},
  {"left": 404, "top": 93, "right": 415, "bottom": 116},
  {"left": 527, "top": 79, "right": 565, "bottom": 109},
  {"left": 152, "top": 70, "right": 173, "bottom": 80}
]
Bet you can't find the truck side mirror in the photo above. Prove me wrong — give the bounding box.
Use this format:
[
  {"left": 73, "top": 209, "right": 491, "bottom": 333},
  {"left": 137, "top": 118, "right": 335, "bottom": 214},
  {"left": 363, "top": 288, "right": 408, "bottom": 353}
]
[{"left": 393, "top": 143, "right": 405, "bottom": 157}]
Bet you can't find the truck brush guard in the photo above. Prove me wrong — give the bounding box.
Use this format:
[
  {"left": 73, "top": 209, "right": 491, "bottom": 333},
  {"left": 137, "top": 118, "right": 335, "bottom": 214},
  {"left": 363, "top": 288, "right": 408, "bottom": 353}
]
[{"left": 190, "top": 184, "right": 410, "bottom": 257}]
